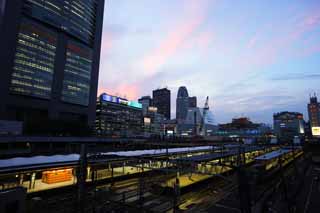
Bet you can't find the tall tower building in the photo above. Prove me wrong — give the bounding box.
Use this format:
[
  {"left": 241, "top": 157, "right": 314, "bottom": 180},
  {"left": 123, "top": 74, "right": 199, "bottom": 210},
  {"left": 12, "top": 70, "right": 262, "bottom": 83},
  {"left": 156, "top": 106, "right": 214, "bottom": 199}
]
[
  {"left": 308, "top": 94, "right": 320, "bottom": 136},
  {"left": 188, "top": 96, "right": 197, "bottom": 108},
  {"left": 176, "top": 86, "right": 189, "bottom": 123},
  {"left": 153, "top": 88, "right": 170, "bottom": 120},
  {"left": 0, "top": 0, "right": 105, "bottom": 134}
]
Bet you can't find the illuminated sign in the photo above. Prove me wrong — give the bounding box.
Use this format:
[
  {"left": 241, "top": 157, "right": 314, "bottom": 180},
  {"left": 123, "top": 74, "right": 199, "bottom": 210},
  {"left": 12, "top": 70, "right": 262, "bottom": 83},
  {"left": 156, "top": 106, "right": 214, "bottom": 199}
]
[
  {"left": 312, "top": 127, "right": 320, "bottom": 136},
  {"left": 112, "top": 96, "right": 118, "bottom": 103},
  {"left": 119, "top": 98, "right": 129, "bottom": 105},
  {"left": 167, "top": 130, "right": 174, "bottom": 135},
  {"left": 102, "top": 94, "right": 112, "bottom": 102},
  {"left": 129, "top": 101, "right": 142, "bottom": 109},
  {"left": 101, "top": 94, "right": 141, "bottom": 108},
  {"left": 102, "top": 94, "right": 119, "bottom": 103}
]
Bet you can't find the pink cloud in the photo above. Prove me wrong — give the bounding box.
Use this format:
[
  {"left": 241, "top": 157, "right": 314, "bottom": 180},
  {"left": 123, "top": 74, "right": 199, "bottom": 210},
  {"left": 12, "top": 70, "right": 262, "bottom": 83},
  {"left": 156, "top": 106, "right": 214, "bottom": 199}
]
[
  {"left": 100, "top": 33, "right": 113, "bottom": 56},
  {"left": 141, "top": 0, "right": 211, "bottom": 76},
  {"left": 98, "top": 83, "right": 140, "bottom": 100}
]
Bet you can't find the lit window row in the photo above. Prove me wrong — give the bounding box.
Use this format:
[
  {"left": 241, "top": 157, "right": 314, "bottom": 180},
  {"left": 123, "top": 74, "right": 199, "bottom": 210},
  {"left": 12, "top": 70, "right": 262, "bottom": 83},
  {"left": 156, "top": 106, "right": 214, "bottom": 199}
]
[
  {"left": 61, "top": 41, "right": 93, "bottom": 106},
  {"left": 10, "top": 20, "right": 57, "bottom": 99},
  {"left": 24, "top": 0, "right": 98, "bottom": 44},
  {"left": 17, "top": 39, "right": 56, "bottom": 56}
]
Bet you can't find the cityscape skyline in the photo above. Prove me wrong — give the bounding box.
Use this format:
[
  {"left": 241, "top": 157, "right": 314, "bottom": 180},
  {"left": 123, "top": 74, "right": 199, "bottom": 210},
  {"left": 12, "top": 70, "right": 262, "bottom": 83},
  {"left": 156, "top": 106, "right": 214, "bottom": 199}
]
[{"left": 98, "top": 0, "right": 320, "bottom": 124}]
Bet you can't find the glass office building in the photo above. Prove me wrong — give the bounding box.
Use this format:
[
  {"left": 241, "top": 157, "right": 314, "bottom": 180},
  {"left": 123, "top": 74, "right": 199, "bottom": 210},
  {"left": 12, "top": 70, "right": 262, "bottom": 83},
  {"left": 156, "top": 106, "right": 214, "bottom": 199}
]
[
  {"left": 61, "top": 41, "right": 93, "bottom": 106},
  {"left": 10, "top": 19, "right": 57, "bottom": 99},
  {"left": 23, "top": 0, "right": 97, "bottom": 44},
  {"left": 0, "top": 0, "right": 105, "bottom": 134}
]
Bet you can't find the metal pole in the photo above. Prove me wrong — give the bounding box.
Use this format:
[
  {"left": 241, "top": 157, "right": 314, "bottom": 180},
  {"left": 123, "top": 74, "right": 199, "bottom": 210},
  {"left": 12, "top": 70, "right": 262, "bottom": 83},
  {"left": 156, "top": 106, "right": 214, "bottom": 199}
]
[{"left": 77, "top": 143, "right": 87, "bottom": 213}]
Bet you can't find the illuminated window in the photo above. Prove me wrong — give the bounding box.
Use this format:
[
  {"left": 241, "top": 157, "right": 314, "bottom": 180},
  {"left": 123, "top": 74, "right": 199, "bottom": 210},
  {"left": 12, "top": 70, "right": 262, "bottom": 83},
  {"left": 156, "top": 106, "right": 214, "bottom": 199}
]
[
  {"left": 61, "top": 40, "right": 93, "bottom": 106},
  {"left": 10, "top": 19, "right": 57, "bottom": 99},
  {"left": 24, "top": 0, "right": 97, "bottom": 45}
]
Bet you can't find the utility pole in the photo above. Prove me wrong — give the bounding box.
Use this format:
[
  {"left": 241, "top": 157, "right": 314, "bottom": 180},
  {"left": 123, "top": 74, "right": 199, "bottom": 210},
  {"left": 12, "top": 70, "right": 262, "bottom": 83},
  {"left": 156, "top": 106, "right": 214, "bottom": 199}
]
[
  {"left": 279, "top": 154, "right": 291, "bottom": 213},
  {"left": 138, "top": 174, "right": 145, "bottom": 208},
  {"left": 173, "top": 175, "right": 180, "bottom": 213},
  {"left": 77, "top": 143, "right": 88, "bottom": 213},
  {"left": 237, "top": 145, "right": 252, "bottom": 213}
]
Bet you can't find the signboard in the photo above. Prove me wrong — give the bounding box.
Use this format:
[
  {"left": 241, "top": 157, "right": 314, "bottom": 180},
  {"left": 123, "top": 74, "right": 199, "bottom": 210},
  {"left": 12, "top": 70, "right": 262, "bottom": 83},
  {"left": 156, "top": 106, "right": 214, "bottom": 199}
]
[
  {"left": 129, "top": 101, "right": 142, "bottom": 109},
  {"left": 119, "top": 98, "right": 129, "bottom": 105},
  {"left": 102, "top": 94, "right": 112, "bottom": 102},
  {"left": 101, "top": 94, "right": 141, "bottom": 108},
  {"left": 102, "top": 94, "right": 119, "bottom": 103},
  {"left": 312, "top": 127, "right": 320, "bottom": 136}
]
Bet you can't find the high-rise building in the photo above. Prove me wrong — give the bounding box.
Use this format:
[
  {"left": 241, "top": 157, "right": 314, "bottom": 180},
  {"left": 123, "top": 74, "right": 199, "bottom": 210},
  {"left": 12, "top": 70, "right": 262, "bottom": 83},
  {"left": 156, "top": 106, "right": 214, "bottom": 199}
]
[
  {"left": 188, "top": 96, "right": 197, "bottom": 108},
  {"left": 0, "top": 0, "right": 105, "bottom": 134},
  {"left": 96, "top": 93, "right": 143, "bottom": 137},
  {"left": 308, "top": 94, "right": 320, "bottom": 136},
  {"left": 273, "top": 112, "right": 305, "bottom": 139},
  {"left": 138, "top": 96, "right": 152, "bottom": 116},
  {"left": 153, "top": 88, "right": 170, "bottom": 120},
  {"left": 176, "top": 86, "right": 189, "bottom": 123}
]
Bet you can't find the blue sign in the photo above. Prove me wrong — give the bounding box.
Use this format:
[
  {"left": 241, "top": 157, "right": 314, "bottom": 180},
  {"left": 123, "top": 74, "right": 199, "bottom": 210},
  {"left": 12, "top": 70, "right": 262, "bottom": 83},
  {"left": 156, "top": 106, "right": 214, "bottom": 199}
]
[{"left": 102, "top": 94, "right": 112, "bottom": 102}]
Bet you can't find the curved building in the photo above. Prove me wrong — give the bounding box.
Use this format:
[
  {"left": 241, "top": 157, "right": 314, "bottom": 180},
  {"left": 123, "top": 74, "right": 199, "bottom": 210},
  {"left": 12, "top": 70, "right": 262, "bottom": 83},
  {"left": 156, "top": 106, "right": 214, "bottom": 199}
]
[{"left": 176, "top": 86, "right": 189, "bottom": 123}]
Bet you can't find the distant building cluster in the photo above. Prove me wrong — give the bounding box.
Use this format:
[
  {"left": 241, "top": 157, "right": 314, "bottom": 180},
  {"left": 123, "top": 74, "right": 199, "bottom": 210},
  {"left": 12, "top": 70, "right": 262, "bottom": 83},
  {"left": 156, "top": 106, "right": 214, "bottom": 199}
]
[
  {"left": 93, "top": 90, "right": 320, "bottom": 141},
  {"left": 216, "top": 117, "right": 271, "bottom": 137},
  {"left": 0, "top": 0, "right": 319, "bottom": 141}
]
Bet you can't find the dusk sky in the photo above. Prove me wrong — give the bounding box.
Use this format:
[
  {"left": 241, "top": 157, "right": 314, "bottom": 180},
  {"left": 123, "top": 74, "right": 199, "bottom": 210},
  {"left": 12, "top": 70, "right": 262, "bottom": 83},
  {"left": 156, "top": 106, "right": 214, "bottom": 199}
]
[{"left": 98, "top": 0, "right": 320, "bottom": 124}]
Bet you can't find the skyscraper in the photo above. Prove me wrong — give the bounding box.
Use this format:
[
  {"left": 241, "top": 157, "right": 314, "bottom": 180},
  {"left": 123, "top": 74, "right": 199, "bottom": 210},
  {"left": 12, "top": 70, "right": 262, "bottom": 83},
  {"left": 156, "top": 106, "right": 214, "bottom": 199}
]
[
  {"left": 308, "top": 94, "right": 320, "bottom": 136},
  {"left": 176, "top": 86, "right": 189, "bottom": 123},
  {"left": 153, "top": 88, "right": 170, "bottom": 120},
  {"left": 0, "top": 0, "right": 105, "bottom": 134}
]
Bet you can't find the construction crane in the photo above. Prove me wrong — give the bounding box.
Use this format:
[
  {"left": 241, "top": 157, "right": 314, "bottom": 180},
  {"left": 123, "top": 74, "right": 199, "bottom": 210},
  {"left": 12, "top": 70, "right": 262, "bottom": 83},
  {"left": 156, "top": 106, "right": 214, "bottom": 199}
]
[{"left": 199, "top": 96, "right": 210, "bottom": 136}]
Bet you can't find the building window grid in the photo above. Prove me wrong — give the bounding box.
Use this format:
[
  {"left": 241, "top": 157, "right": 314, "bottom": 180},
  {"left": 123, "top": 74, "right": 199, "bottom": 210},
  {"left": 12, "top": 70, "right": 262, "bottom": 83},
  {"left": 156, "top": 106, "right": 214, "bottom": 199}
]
[
  {"left": 24, "top": 0, "right": 97, "bottom": 44},
  {"left": 61, "top": 42, "right": 93, "bottom": 106},
  {"left": 10, "top": 21, "right": 57, "bottom": 99}
]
